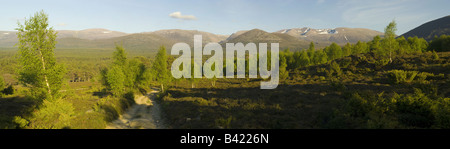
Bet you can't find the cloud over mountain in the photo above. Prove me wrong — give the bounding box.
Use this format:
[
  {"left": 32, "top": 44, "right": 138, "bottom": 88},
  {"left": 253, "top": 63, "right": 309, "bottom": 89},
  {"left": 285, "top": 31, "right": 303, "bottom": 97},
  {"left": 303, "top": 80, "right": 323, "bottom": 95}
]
[{"left": 169, "top": 11, "right": 197, "bottom": 20}]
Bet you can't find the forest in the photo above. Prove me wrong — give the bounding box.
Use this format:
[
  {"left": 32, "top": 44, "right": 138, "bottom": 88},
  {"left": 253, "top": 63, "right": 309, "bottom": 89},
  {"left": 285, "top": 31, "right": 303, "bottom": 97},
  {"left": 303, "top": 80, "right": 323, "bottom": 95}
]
[{"left": 0, "top": 11, "right": 449, "bottom": 129}]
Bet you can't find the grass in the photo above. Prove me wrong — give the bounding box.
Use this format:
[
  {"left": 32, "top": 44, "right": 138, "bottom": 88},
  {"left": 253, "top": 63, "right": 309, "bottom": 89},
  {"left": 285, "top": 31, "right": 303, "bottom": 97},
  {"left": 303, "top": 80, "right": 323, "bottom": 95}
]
[
  {"left": 158, "top": 51, "right": 450, "bottom": 129},
  {"left": 1, "top": 46, "right": 450, "bottom": 129},
  {"left": 0, "top": 81, "right": 137, "bottom": 129}
]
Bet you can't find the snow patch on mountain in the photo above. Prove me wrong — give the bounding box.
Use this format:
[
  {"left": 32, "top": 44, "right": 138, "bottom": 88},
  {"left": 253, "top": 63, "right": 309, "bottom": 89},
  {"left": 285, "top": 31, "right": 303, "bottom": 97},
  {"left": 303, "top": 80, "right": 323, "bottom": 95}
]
[
  {"left": 317, "top": 29, "right": 338, "bottom": 34},
  {"left": 280, "top": 29, "right": 291, "bottom": 34},
  {"left": 301, "top": 28, "right": 310, "bottom": 35}
]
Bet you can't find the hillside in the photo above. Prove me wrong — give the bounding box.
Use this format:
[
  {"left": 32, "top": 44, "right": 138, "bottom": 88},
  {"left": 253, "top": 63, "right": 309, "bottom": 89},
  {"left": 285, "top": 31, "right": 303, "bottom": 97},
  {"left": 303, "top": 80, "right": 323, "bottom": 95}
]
[
  {"left": 275, "top": 27, "right": 383, "bottom": 44},
  {"left": 0, "top": 31, "right": 17, "bottom": 47},
  {"left": 56, "top": 33, "right": 178, "bottom": 52},
  {"left": 147, "top": 29, "right": 227, "bottom": 44},
  {"left": 57, "top": 28, "right": 128, "bottom": 40},
  {"left": 159, "top": 51, "right": 450, "bottom": 129},
  {"left": 401, "top": 15, "right": 450, "bottom": 41},
  {"left": 224, "top": 29, "right": 312, "bottom": 50},
  {"left": 1, "top": 27, "right": 384, "bottom": 52},
  {"left": 0, "top": 29, "right": 226, "bottom": 53}
]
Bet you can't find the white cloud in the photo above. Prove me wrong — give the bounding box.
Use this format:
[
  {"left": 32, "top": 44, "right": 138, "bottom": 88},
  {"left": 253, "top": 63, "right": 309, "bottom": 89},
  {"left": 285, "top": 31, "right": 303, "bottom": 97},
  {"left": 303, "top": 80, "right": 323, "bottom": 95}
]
[{"left": 169, "top": 11, "right": 197, "bottom": 20}]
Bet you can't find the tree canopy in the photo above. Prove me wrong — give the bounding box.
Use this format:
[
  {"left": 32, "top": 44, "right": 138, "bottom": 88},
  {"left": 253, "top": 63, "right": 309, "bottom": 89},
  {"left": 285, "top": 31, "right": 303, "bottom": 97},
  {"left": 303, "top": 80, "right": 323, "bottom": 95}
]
[{"left": 16, "top": 10, "right": 65, "bottom": 100}]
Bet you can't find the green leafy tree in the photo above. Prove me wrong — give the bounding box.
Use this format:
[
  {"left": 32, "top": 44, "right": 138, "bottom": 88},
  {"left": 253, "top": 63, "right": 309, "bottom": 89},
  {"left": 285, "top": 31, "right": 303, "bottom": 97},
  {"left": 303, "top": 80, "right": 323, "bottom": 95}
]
[
  {"left": 383, "top": 20, "right": 398, "bottom": 63},
  {"left": 279, "top": 55, "right": 289, "bottom": 81},
  {"left": 297, "top": 51, "right": 310, "bottom": 67},
  {"left": 352, "top": 41, "right": 368, "bottom": 54},
  {"left": 16, "top": 10, "right": 65, "bottom": 100},
  {"left": 427, "top": 35, "right": 450, "bottom": 52},
  {"left": 396, "top": 36, "right": 410, "bottom": 55},
  {"left": 152, "top": 46, "right": 170, "bottom": 91},
  {"left": 342, "top": 43, "right": 352, "bottom": 57},
  {"left": 312, "top": 50, "right": 328, "bottom": 65},
  {"left": 103, "top": 45, "right": 151, "bottom": 94},
  {"left": 113, "top": 44, "right": 127, "bottom": 67},
  {"left": 131, "top": 57, "right": 153, "bottom": 88},
  {"left": 407, "top": 36, "right": 427, "bottom": 53},
  {"left": 292, "top": 51, "right": 301, "bottom": 68},
  {"left": 282, "top": 49, "right": 295, "bottom": 70},
  {"left": 370, "top": 35, "right": 381, "bottom": 52},
  {"left": 125, "top": 59, "right": 141, "bottom": 88},
  {"left": 106, "top": 65, "right": 126, "bottom": 96},
  {"left": 326, "top": 42, "right": 343, "bottom": 60},
  {"left": 307, "top": 42, "right": 315, "bottom": 58},
  {"left": 101, "top": 44, "right": 128, "bottom": 96}
]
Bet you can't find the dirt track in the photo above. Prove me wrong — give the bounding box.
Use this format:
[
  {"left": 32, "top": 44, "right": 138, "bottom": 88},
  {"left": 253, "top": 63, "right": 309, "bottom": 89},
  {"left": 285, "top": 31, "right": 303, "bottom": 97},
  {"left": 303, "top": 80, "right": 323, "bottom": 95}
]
[{"left": 106, "top": 90, "right": 166, "bottom": 129}]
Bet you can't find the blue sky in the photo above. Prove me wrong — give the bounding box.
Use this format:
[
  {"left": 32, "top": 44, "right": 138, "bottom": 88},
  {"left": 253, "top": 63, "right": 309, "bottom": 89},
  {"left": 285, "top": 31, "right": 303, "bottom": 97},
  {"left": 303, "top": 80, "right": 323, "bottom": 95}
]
[{"left": 0, "top": 0, "right": 448, "bottom": 35}]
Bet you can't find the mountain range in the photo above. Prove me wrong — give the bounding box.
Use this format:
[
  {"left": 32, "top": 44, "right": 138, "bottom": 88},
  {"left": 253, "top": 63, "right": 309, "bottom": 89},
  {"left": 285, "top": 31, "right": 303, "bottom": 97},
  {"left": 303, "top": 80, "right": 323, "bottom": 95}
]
[
  {"left": 2, "top": 15, "right": 449, "bottom": 53},
  {"left": 0, "top": 27, "right": 383, "bottom": 51}
]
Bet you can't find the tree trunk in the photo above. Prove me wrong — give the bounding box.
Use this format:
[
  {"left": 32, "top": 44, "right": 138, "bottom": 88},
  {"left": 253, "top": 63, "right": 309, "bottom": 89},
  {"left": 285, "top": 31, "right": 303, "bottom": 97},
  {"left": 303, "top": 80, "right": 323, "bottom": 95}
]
[
  {"left": 38, "top": 49, "right": 52, "bottom": 99},
  {"left": 161, "top": 83, "right": 164, "bottom": 92},
  {"left": 389, "top": 50, "right": 393, "bottom": 63}
]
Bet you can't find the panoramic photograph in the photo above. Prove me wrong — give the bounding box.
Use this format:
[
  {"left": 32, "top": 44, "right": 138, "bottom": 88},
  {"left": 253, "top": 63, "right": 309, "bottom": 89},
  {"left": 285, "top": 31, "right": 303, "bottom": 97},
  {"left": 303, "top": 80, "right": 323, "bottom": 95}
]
[{"left": 0, "top": 0, "right": 449, "bottom": 145}]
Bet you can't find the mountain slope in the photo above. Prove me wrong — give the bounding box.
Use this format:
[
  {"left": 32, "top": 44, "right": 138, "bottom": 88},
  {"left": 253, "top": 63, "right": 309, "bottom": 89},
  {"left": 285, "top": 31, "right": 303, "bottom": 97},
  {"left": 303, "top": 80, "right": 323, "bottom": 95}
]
[
  {"left": 0, "top": 31, "right": 17, "bottom": 47},
  {"left": 56, "top": 33, "right": 177, "bottom": 52},
  {"left": 225, "top": 29, "right": 312, "bottom": 50},
  {"left": 401, "top": 15, "right": 450, "bottom": 41},
  {"left": 57, "top": 28, "right": 128, "bottom": 40},
  {"left": 147, "top": 29, "right": 227, "bottom": 44},
  {"left": 275, "top": 27, "right": 383, "bottom": 44}
]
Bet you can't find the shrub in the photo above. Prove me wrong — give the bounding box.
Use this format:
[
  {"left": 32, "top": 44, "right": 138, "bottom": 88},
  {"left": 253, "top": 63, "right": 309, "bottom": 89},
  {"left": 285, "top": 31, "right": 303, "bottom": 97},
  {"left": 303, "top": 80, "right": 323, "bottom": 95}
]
[
  {"left": 346, "top": 93, "right": 370, "bottom": 117},
  {"left": 432, "top": 51, "right": 439, "bottom": 60},
  {"left": 330, "top": 61, "right": 342, "bottom": 77},
  {"left": 215, "top": 116, "right": 233, "bottom": 129},
  {"left": 2, "top": 85, "right": 14, "bottom": 95},
  {"left": 13, "top": 116, "right": 29, "bottom": 128},
  {"left": 433, "top": 98, "right": 450, "bottom": 128},
  {"left": 415, "top": 72, "right": 433, "bottom": 84},
  {"left": 27, "top": 98, "right": 75, "bottom": 129},
  {"left": 393, "top": 89, "right": 435, "bottom": 128},
  {"left": 386, "top": 70, "right": 418, "bottom": 84},
  {"left": 374, "top": 59, "right": 389, "bottom": 70},
  {"left": 339, "top": 57, "right": 352, "bottom": 68}
]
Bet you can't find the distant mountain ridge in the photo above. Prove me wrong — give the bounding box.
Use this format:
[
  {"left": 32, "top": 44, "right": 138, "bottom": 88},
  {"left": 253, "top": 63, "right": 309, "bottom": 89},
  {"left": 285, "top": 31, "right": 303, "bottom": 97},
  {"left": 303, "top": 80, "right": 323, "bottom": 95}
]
[
  {"left": 274, "top": 27, "right": 383, "bottom": 44},
  {"left": 401, "top": 15, "right": 450, "bottom": 41},
  {"left": 57, "top": 28, "right": 129, "bottom": 40},
  {"left": 224, "top": 29, "right": 312, "bottom": 50},
  {"left": 145, "top": 29, "right": 228, "bottom": 44},
  {"left": 0, "top": 27, "right": 387, "bottom": 52}
]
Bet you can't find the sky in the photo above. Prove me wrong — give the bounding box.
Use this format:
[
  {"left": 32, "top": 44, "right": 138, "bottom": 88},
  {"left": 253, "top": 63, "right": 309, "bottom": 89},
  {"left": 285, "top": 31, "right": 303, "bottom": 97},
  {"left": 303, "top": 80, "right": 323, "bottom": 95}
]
[{"left": 0, "top": 0, "right": 448, "bottom": 35}]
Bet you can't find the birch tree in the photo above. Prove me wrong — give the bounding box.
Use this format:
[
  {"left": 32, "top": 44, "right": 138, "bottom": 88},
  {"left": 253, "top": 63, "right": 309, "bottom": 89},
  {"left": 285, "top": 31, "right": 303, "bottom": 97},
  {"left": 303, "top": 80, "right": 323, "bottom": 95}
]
[{"left": 16, "top": 10, "right": 65, "bottom": 100}]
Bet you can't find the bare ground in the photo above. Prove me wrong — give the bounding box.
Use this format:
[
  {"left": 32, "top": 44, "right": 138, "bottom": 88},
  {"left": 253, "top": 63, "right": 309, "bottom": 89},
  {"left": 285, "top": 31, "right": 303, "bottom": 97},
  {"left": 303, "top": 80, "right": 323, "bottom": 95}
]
[{"left": 105, "top": 89, "right": 166, "bottom": 129}]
